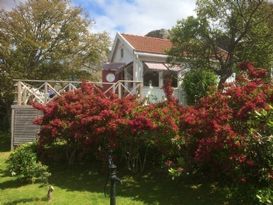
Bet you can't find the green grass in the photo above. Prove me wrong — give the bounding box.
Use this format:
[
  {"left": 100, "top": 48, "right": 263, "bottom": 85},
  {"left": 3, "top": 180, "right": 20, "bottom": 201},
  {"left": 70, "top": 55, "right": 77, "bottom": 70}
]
[{"left": 0, "top": 132, "right": 235, "bottom": 205}]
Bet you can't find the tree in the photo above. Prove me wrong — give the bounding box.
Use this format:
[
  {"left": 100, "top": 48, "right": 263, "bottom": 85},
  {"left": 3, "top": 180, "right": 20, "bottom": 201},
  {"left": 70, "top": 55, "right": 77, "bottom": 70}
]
[
  {"left": 183, "top": 68, "right": 217, "bottom": 105},
  {"left": 0, "top": 0, "right": 110, "bottom": 130},
  {"left": 168, "top": 0, "right": 273, "bottom": 89}
]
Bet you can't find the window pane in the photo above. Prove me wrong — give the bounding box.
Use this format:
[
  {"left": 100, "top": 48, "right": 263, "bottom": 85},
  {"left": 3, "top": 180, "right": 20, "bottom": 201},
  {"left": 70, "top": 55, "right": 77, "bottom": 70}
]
[{"left": 144, "top": 71, "right": 159, "bottom": 87}]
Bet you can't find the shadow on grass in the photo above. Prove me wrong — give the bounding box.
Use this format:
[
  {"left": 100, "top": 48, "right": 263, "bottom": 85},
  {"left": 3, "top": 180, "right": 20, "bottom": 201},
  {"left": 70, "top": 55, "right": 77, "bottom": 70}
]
[
  {"left": 3, "top": 197, "right": 47, "bottom": 205},
  {"left": 48, "top": 163, "right": 231, "bottom": 205},
  {"left": 0, "top": 178, "right": 26, "bottom": 190},
  {"left": 0, "top": 131, "right": 10, "bottom": 152}
]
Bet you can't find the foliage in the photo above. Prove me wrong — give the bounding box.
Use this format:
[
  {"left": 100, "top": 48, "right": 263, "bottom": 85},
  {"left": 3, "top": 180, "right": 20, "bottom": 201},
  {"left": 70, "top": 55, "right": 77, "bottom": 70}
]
[
  {"left": 244, "top": 106, "right": 273, "bottom": 185},
  {"left": 120, "top": 100, "right": 181, "bottom": 173},
  {"left": 7, "top": 143, "right": 50, "bottom": 183},
  {"left": 173, "top": 62, "right": 273, "bottom": 184},
  {"left": 0, "top": 0, "right": 110, "bottom": 131},
  {"left": 33, "top": 82, "right": 139, "bottom": 165},
  {"left": 168, "top": 0, "right": 273, "bottom": 88},
  {"left": 256, "top": 188, "right": 273, "bottom": 205},
  {"left": 183, "top": 68, "right": 217, "bottom": 104},
  {"left": 34, "top": 81, "right": 182, "bottom": 171},
  {"left": 33, "top": 61, "right": 273, "bottom": 185},
  {"left": 29, "top": 61, "right": 273, "bottom": 203}
]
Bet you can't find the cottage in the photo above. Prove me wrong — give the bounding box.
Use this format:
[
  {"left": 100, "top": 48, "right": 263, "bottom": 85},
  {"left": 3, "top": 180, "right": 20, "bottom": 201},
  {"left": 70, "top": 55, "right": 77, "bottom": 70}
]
[{"left": 102, "top": 33, "right": 187, "bottom": 104}]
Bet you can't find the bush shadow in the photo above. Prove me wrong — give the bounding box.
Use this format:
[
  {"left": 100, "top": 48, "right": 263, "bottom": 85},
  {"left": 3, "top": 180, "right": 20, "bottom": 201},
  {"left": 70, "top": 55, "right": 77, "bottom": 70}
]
[
  {"left": 47, "top": 162, "right": 231, "bottom": 205},
  {"left": 3, "top": 197, "right": 47, "bottom": 205},
  {"left": 0, "top": 132, "right": 10, "bottom": 152},
  {"left": 0, "top": 178, "right": 26, "bottom": 190}
]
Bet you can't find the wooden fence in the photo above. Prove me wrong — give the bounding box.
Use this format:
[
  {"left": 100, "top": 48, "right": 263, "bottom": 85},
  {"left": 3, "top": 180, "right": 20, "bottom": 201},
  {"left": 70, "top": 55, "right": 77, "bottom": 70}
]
[{"left": 14, "top": 79, "right": 143, "bottom": 105}]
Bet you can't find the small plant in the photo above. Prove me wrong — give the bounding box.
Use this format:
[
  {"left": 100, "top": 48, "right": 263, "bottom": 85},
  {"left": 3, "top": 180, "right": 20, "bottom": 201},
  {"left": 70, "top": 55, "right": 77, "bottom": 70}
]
[
  {"left": 7, "top": 142, "right": 51, "bottom": 183},
  {"left": 256, "top": 188, "right": 273, "bottom": 205}
]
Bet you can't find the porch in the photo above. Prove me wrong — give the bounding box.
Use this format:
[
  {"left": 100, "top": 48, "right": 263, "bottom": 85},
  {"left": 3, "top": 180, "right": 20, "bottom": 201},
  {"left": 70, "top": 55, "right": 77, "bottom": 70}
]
[{"left": 123, "top": 61, "right": 186, "bottom": 104}]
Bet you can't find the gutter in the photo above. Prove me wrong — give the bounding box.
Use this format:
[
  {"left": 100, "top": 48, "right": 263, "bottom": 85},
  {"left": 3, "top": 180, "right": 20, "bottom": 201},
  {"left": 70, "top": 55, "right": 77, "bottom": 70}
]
[{"left": 134, "top": 51, "right": 168, "bottom": 59}]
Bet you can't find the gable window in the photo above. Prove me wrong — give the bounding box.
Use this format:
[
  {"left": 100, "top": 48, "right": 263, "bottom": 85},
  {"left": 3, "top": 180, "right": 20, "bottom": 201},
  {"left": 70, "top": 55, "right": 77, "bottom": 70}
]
[{"left": 120, "top": 48, "right": 124, "bottom": 58}]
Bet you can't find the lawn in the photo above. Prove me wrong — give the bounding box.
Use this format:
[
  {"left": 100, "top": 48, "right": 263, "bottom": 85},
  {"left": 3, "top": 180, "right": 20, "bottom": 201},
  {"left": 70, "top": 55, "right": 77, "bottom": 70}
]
[{"left": 0, "top": 132, "right": 234, "bottom": 205}]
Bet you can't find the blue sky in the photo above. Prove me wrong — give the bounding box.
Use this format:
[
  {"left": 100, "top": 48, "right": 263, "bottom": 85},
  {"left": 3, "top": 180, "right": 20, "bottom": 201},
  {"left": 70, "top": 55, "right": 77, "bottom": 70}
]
[
  {"left": 71, "top": 0, "right": 196, "bottom": 38},
  {"left": 0, "top": 0, "right": 196, "bottom": 39}
]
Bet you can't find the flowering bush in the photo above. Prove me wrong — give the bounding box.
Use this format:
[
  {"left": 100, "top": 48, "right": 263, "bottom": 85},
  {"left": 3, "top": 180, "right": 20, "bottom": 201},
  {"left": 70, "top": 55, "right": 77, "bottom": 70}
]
[
  {"left": 34, "top": 82, "right": 139, "bottom": 164},
  {"left": 121, "top": 101, "right": 181, "bottom": 172},
  {"left": 34, "top": 82, "right": 182, "bottom": 169},
  {"left": 175, "top": 62, "right": 273, "bottom": 183},
  {"left": 117, "top": 82, "right": 182, "bottom": 172}
]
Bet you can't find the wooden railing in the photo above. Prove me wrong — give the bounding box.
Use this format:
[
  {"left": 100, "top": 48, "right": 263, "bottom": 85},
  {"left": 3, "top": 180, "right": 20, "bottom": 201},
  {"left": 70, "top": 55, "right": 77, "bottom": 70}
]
[{"left": 14, "top": 80, "right": 143, "bottom": 105}]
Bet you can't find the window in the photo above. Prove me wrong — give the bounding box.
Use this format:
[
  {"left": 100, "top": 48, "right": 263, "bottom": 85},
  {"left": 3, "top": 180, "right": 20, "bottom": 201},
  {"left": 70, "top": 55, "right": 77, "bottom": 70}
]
[
  {"left": 163, "top": 71, "right": 178, "bottom": 87},
  {"left": 144, "top": 70, "right": 159, "bottom": 87},
  {"left": 120, "top": 48, "right": 124, "bottom": 58}
]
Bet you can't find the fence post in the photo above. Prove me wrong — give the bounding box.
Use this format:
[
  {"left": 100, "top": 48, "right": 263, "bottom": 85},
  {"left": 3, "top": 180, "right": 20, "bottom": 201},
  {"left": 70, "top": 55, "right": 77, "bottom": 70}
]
[
  {"left": 17, "top": 81, "right": 22, "bottom": 105},
  {"left": 44, "top": 82, "right": 48, "bottom": 103},
  {"left": 118, "top": 82, "right": 122, "bottom": 99},
  {"left": 139, "top": 82, "right": 143, "bottom": 98}
]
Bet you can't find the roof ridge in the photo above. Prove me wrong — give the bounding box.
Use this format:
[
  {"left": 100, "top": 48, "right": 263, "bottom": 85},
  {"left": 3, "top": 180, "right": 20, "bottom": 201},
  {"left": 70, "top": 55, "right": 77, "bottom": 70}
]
[{"left": 121, "top": 33, "right": 170, "bottom": 42}]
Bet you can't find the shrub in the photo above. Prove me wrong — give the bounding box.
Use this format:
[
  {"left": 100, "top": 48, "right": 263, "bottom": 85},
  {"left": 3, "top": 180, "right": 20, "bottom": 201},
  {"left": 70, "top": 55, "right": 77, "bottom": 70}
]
[
  {"left": 244, "top": 107, "right": 273, "bottom": 185},
  {"left": 33, "top": 82, "right": 140, "bottom": 164},
  {"left": 183, "top": 68, "right": 217, "bottom": 105},
  {"left": 33, "top": 81, "right": 183, "bottom": 172},
  {"left": 7, "top": 143, "right": 51, "bottom": 183},
  {"left": 175, "top": 62, "right": 273, "bottom": 183},
  {"left": 118, "top": 100, "right": 182, "bottom": 173}
]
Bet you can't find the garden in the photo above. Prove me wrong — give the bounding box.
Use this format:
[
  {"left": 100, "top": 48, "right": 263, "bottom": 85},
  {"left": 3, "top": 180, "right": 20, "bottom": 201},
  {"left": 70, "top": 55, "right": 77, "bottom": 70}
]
[{"left": 1, "top": 62, "right": 273, "bottom": 204}]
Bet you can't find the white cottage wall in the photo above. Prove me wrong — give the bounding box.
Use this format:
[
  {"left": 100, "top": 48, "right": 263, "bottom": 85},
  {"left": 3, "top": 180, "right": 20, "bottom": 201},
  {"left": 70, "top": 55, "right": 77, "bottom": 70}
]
[{"left": 112, "top": 40, "right": 134, "bottom": 64}]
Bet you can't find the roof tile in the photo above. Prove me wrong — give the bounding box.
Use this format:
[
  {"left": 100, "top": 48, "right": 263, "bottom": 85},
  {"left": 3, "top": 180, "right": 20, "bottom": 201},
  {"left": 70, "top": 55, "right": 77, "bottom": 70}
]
[{"left": 121, "top": 33, "right": 172, "bottom": 55}]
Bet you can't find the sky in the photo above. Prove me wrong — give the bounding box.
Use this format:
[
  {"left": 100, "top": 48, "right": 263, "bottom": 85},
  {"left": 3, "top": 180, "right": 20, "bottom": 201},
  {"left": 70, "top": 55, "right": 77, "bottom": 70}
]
[
  {"left": 0, "top": 0, "right": 196, "bottom": 38},
  {"left": 71, "top": 0, "right": 196, "bottom": 38}
]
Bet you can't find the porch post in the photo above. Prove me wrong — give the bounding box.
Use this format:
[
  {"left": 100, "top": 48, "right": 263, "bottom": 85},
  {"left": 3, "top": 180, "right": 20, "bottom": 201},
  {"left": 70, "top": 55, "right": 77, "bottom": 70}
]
[{"left": 159, "top": 71, "right": 163, "bottom": 88}]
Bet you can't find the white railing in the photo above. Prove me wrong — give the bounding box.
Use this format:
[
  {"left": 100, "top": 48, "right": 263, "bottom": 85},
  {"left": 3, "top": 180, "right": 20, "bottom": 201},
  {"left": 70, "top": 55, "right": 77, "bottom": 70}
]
[
  {"left": 142, "top": 86, "right": 186, "bottom": 104},
  {"left": 14, "top": 80, "right": 143, "bottom": 105}
]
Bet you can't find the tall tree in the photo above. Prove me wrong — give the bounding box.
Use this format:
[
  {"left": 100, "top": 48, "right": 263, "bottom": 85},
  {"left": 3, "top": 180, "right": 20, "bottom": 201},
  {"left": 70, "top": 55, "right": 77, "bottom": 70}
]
[
  {"left": 168, "top": 0, "right": 273, "bottom": 88},
  {"left": 0, "top": 0, "right": 110, "bottom": 130}
]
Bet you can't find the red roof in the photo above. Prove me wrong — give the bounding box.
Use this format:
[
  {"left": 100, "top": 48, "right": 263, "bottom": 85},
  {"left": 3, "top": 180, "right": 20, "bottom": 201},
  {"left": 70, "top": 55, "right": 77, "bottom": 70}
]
[{"left": 121, "top": 34, "right": 172, "bottom": 55}]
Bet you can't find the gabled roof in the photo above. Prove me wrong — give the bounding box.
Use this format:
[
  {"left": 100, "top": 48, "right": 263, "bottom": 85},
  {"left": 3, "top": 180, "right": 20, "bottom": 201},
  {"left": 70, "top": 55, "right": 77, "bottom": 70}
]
[
  {"left": 109, "top": 32, "right": 229, "bottom": 63},
  {"left": 121, "top": 34, "right": 172, "bottom": 55}
]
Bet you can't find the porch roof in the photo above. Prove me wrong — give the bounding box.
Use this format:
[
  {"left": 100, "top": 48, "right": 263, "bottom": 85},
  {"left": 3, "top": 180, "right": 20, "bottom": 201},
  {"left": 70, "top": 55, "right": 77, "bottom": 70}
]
[
  {"left": 103, "top": 62, "right": 125, "bottom": 71},
  {"left": 144, "top": 62, "right": 181, "bottom": 72}
]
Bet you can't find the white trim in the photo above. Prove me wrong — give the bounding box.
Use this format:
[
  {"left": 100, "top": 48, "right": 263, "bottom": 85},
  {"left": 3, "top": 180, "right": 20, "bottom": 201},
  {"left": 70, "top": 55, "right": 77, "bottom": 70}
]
[
  {"left": 109, "top": 34, "right": 119, "bottom": 62},
  {"left": 119, "top": 33, "right": 135, "bottom": 50},
  {"left": 134, "top": 51, "right": 168, "bottom": 58},
  {"left": 110, "top": 33, "right": 135, "bottom": 62}
]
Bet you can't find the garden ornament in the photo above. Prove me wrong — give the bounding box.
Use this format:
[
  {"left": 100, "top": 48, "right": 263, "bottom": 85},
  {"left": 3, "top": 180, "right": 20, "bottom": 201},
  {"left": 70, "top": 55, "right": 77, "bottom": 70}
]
[{"left": 47, "top": 185, "right": 54, "bottom": 201}]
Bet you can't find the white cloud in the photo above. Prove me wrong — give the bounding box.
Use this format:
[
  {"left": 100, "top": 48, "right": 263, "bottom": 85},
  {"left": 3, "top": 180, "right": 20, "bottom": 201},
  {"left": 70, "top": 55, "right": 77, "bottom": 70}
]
[
  {"left": 89, "top": 0, "right": 196, "bottom": 39},
  {"left": 1, "top": 0, "right": 196, "bottom": 39}
]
